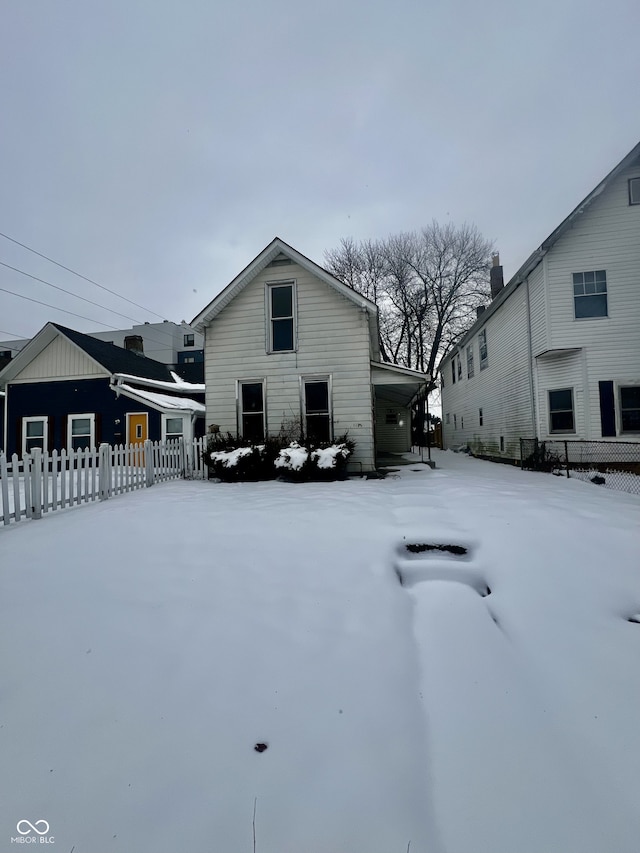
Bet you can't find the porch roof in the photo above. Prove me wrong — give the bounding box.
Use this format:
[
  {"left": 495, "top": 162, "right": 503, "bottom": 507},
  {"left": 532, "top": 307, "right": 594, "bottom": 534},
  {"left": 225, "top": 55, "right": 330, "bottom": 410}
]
[{"left": 370, "top": 361, "right": 432, "bottom": 407}]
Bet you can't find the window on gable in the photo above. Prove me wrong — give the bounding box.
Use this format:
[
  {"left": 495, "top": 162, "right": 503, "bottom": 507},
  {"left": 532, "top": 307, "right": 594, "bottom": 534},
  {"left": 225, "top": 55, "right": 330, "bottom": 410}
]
[
  {"left": 629, "top": 177, "right": 640, "bottom": 205},
  {"left": 573, "top": 271, "right": 608, "bottom": 318},
  {"left": 549, "top": 389, "right": 575, "bottom": 433},
  {"left": 268, "top": 283, "right": 295, "bottom": 352},
  {"left": 302, "top": 377, "right": 331, "bottom": 444},
  {"left": 184, "top": 333, "right": 195, "bottom": 347},
  {"left": 239, "top": 380, "right": 265, "bottom": 442},
  {"left": 467, "top": 345, "right": 474, "bottom": 379},
  {"left": 479, "top": 330, "right": 488, "bottom": 370},
  {"left": 68, "top": 413, "right": 95, "bottom": 451},
  {"left": 620, "top": 386, "right": 640, "bottom": 433},
  {"left": 23, "top": 416, "right": 48, "bottom": 453}
]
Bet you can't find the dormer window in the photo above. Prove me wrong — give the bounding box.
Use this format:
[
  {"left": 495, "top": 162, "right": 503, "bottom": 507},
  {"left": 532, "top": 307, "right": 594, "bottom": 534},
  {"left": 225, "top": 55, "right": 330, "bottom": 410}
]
[{"left": 267, "top": 282, "right": 296, "bottom": 352}]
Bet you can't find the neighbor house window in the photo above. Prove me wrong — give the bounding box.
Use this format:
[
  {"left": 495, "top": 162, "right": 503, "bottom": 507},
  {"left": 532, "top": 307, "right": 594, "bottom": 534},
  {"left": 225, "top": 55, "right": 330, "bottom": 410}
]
[
  {"left": 183, "top": 356, "right": 195, "bottom": 363},
  {"left": 549, "top": 389, "right": 575, "bottom": 433},
  {"left": 573, "top": 271, "right": 607, "bottom": 318},
  {"left": 268, "top": 282, "right": 296, "bottom": 352},
  {"left": 453, "top": 414, "right": 457, "bottom": 430},
  {"left": 620, "top": 386, "right": 640, "bottom": 433},
  {"left": 467, "top": 345, "right": 474, "bottom": 378},
  {"left": 385, "top": 411, "right": 399, "bottom": 425},
  {"left": 445, "top": 413, "right": 450, "bottom": 425},
  {"left": 163, "top": 416, "right": 184, "bottom": 442},
  {"left": 184, "top": 333, "right": 195, "bottom": 347},
  {"left": 457, "top": 355, "right": 462, "bottom": 381},
  {"left": 22, "top": 416, "right": 48, "bottom": 453},
  {"left": 479, "top": 330, "right": 488, "bottom": 369},
  {"left": 629, "top": 178, "right": 640, "bottom": 205},
  {"left": 479, "top": 407, "right": 483, "bottom": 426},
  {"left": 68, "top": 413, "right": 95, "bottom": 451},
  {"left": 302, "top": 376, "right": 331, "bottom": 443},
  {"left": 451, "top": 360, "right": 456, "bottom": 384},
  {"left": 238, "top": 380, "right": 265, "bottom": 442}
]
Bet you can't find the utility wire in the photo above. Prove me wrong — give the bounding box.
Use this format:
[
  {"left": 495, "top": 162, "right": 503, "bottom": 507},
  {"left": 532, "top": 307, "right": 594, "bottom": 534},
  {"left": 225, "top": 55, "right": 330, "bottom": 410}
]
[
  {"left": 0, "top": 231, "right": 167, "bottom": 321},
  {"left": 0, "top": 328, "right": 29, "bottom": 340},
  {"left": 0, "top": 260, "right": 144, "bottom": 325},
  {"left": 0, "top": 285, "right": 119, "bottom": 329}
]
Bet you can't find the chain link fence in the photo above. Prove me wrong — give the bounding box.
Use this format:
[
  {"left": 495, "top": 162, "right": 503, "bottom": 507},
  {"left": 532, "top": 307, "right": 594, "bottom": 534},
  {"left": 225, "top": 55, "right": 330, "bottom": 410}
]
[{"left": 520, "top": 438, "right": 640, "bottom": 496}]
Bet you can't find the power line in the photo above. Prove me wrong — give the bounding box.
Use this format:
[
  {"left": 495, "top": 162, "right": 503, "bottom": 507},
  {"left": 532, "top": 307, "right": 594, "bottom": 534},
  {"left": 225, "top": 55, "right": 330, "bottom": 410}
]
[
  {"left": 0, "top": 285, "right": 119, "bottom": 329},
  {"left": 0, "top": 231, "right": 168, "bottom": 321},
  {"left": 0, "top": 260, "right": 144, "bottom": 326},
  {"left": 0, "top": 328, "right": 29, "bottom": 340}
]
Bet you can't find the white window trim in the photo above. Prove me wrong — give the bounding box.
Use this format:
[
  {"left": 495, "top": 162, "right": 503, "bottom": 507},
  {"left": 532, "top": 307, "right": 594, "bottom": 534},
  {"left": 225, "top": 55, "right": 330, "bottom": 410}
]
[
  {"left": 572, "top": 270, "right": 608, "bottom": 320},
  {"left": 629, "top": 177, "right": 640, "bottom": 205},
  {"left": 67, "top": 413, "right": 96, "bottom": 450},
  {"left": 548, "top": 388, "right": 576, "bottom": 434},
  {"left": 236, "top": 379, "right": 267, "bottom": 439},
  {"left": 22, "top": 415, "right": 49, "bottom": 453},
  {"left": 161, "top": 413, "right": 188, "bottom": 443},
  {"left": 300, "top": 374, "right": 333, "bottom": 442},
  {"left": 265, "top": 280, "right": 297, "bottom": 353},
  {"left": 617, "top": 381, "right": 640, "bottom": 435},
  {"left": 479, "top": 330, "right": 488, "bottom": 370}
]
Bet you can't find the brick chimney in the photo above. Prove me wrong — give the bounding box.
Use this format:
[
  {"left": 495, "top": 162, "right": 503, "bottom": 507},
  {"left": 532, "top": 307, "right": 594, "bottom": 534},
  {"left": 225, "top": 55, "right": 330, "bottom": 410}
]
[
  {"left": 490, "top": 252, "right": 504, "bottom": 299},
  {"left": 124, "top": 335, "right": 144, "bottom": 355}
]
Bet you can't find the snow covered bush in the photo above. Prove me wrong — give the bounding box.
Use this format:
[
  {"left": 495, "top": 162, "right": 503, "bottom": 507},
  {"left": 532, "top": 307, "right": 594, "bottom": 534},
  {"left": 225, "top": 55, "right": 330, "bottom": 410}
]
[
  {"left": 274, "top": 442, "right": 309, "bottom": 475},
  {"left": 275, "top": 435, "right": 355, "bottom": 481}
]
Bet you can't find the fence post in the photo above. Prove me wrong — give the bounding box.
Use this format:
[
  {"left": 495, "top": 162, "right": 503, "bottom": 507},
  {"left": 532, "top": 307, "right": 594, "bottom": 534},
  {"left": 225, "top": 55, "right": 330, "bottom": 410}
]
[
  {"left": 145, "top": 440, "right": 154, "bottom": 487},
  {"left": 564, "top": 441, "right": 570, "bottom": 478},
  {"left": 179, "top": 437, "right": 187, "bottom": 479},
  {"left": 31, "top": 447, "right": 43, "bottom": 519},
  {"left": 0, "top": 453, "right": 10, "bottom": 525},
  {"left": 98, "top": 443, "right": 110, "bottom": 500}
]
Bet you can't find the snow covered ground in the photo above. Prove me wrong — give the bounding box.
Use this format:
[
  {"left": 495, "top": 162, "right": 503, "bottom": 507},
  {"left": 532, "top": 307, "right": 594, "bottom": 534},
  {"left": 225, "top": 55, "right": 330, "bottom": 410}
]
[{"left": 1, "top": 450, "right": 639, "bottom": 853}]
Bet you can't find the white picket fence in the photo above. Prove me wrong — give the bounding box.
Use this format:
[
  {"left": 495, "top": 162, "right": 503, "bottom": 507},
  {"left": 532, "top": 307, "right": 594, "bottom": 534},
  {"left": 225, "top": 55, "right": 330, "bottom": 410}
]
[{"left": 0, "top": 437, "right": 208, "bottom": 526}]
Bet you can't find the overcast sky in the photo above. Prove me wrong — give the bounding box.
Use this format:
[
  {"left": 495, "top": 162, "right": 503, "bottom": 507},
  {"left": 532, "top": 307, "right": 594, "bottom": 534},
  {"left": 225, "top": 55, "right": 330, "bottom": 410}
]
[{"left": 1, "top": 0, "right": 638, "bottom": 342}]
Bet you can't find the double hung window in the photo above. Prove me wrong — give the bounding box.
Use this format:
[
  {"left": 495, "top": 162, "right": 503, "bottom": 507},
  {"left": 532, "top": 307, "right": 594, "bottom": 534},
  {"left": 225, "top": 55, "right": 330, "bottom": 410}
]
[
  {"left": 268, "top": 283, "right": 295, "bottom": 352},
  {"left": 302, "top": 377, "right": 331, "bottom": 443},
  {"left": 239, "top": 381, "right": 265, "bottom": 442}
]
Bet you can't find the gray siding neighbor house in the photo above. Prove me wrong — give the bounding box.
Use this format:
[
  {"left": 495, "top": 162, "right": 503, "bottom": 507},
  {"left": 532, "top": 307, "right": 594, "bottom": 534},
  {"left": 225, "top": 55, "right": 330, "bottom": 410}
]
[
  {"left": 440, "top": 140, "right": 640, "bottom": 460},
  {"left": 191, "top": 237, "right": 430, "bottom": 472}
]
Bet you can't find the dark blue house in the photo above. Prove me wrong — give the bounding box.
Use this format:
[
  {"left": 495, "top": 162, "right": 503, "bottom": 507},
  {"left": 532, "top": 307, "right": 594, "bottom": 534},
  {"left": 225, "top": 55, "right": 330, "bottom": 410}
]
[{"left": 0, "top": 323, "right": 205, "bottom": 456}]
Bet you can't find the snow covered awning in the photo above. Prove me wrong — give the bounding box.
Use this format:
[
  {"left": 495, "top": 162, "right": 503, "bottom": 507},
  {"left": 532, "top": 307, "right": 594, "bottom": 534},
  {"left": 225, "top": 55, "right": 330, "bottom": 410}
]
[
  {"left": 110, "top": 372, "right": 205, "bottom": 394},
  {"left": 371, "top": 361, "right": 432, "bottom": 407},
  {"left": 111, "top": 383, "right": 205, "bottom": 416}
]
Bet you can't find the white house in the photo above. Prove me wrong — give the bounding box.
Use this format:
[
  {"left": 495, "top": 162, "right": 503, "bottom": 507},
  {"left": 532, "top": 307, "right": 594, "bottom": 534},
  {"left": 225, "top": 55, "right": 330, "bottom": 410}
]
[
  {"left": 191, "top": 237, "right": 430, "bottom": 472},
  {"left": 440, "top": 140, "right": 640, "bottom": 460}
]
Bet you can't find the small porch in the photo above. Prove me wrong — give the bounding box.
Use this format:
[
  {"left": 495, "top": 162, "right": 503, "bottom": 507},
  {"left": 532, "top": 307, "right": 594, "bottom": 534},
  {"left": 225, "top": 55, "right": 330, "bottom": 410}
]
[{"left": 371, "top": 361, "right": 431, "bottom": 462}]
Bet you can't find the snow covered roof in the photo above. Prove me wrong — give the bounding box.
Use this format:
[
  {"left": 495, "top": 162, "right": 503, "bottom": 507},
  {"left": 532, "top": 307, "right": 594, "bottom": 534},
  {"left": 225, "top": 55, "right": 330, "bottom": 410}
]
[
  {"left": 112, "top": 384, "right": 205, "bottom": 415},
  {"left": 110, "top": 372, "right": 205, "bottom": 394}
]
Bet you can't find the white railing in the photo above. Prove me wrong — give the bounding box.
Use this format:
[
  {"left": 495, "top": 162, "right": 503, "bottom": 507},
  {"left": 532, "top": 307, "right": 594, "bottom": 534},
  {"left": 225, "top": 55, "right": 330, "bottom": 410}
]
[{"left": 0, "top": 437, "right": 208, "bottom": 526}]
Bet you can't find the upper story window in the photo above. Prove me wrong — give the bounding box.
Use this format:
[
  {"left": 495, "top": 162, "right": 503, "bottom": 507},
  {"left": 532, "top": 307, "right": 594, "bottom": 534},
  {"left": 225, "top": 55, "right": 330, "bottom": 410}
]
[
  {"left": 479, "top": 329, "right": 488, "bottom": 370},
  {"left": 457, "top": 355, "right": 462, "bottom": 381},
  {"left": 184, "top": 333, "right": 195, "bottom": 347},
  {"left": 467, "top": 345, "right": 474, "bottom": 378},
  {"left": 629, "top": 177, "right": 640, "bottom": 205},
  {"left": 573, "top": 270, "right": 608, "bottom": 318},
  {"left": 451, "top": 360, "right": 456, "bottom": 384},
  {"left": 267, "top": 282, "right": 296, "bottom": 352}
]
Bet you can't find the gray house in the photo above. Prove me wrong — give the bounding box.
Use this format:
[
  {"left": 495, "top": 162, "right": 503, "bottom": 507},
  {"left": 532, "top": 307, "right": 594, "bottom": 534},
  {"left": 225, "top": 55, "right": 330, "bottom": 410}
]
[
  {"left": 440, "top": 141, "right": 640, "bottom": 459},
  {"left": 191, "top": 237, "right": 429, "bottom": 471}
]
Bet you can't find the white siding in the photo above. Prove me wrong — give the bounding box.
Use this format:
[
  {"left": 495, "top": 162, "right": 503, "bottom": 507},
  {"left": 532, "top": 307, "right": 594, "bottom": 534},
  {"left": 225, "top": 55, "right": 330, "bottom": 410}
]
[
  {"left": 374, "top": 399, "right": 411, "bottom": 453},
  {"left": 528, "top": 261, "right": 547, "bottom": 357},
  {"left": 535, "top": 351, "right": 585, "bottom": 438},
  {"left": 441, "top": 282, "right": 534, "bottom": 459},
  {"left": 541, "top": 162, "right": 640, "bottom": 439},
  {"left": 204, "top": 261, "right": 375, "bottom": 470},
  {"left": 13, "top": 335, "right": 106, "bottom": 381}
]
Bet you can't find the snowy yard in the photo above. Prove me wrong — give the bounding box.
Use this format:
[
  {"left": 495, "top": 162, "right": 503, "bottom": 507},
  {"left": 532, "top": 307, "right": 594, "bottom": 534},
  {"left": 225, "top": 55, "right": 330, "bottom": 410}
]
[{"left": 1, "top": 451, "right": 639, "bottom": 853}]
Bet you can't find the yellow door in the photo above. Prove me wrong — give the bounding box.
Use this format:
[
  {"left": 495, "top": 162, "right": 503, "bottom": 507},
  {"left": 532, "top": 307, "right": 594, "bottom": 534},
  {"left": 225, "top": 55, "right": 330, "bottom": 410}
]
[{"left": 127, "top": 413, "right": 148, "bottom": 465}]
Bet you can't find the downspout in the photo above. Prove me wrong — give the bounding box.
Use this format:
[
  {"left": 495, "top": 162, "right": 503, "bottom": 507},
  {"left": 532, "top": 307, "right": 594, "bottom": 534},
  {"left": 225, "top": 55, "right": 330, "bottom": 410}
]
[{"left": 524, "top": 278, "right": 538, "bottom": 444}]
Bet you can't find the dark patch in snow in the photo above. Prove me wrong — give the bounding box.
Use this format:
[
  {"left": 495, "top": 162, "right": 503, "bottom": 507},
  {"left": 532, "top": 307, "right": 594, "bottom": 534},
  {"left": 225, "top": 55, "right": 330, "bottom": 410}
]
[
  {"left": 405, "top": 543, "right": 468, "bottom": 556},
  {"left": 590, "top": 475, "right": 606, "bottom": 485},
  {"left": 254, "top": 742, "right": 268, "bottom": 753}
]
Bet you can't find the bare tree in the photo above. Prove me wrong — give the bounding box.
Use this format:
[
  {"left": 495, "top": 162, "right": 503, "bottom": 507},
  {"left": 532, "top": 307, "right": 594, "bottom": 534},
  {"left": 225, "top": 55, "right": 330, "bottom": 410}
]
[{"left": 324, "top": 222, "right": 493, "bottom": 376}]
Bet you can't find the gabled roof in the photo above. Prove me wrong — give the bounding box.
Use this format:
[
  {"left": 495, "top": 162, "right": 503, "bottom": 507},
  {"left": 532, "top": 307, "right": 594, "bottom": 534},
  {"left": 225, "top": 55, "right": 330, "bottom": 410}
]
[
  {"left": 191, "top": 237, "right": 380, "bottom": 351},
  {"left": 0, "top": 322, "right": 175, "bottom": 385},
  {"left": 440, "top": 139, "right": 640, "bottom": 367}
]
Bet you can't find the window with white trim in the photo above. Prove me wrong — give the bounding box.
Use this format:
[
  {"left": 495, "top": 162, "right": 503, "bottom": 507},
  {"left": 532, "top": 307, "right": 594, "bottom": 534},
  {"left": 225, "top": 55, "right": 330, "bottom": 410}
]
[
  {"left": 184, "top": 333, "right": 195, "bottom": 347},
  {"left": 549, "top": 389, "right": 575, "bottom": 433},
  {"left": 573, "top": 270, "right": 608, "bottom": 318},
  {"left": 302, "top": 376, "right": 331, "bottom": 443},
  {"left": 479, "top": 330, "right": 488, "bottom": 370},
  {"left": 23, "top": 416, "right": 48, "bottom": 453},
  {"left": 68, "top": 413, "right": 95, "bottom": 450},
  {"left": 238, "top": 380, "right": 265, "bottom": 441},
  {"left": 457, "top": 355, "right": 462, "bottom": 381},
  {"left": 163, "top": 416, "right": 184, "bottom": 442},
  {"left": 267, "top": 282, "right": 296, "bottom": 352},
  {"left": 629, "top": 178, "right": 640, "bottom": 205},
  {"left": 467, "top": 345, "right": 474, "bottom": 378},
  {"left": 620, "top": 386, "right": 640, "bottom": 433}
]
